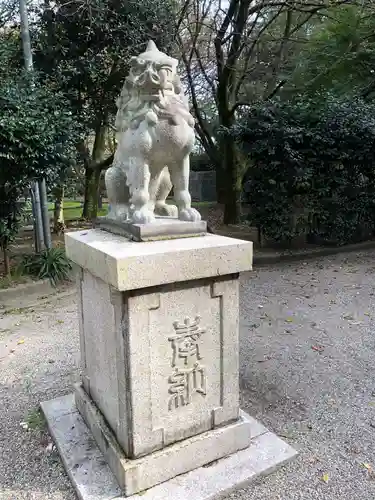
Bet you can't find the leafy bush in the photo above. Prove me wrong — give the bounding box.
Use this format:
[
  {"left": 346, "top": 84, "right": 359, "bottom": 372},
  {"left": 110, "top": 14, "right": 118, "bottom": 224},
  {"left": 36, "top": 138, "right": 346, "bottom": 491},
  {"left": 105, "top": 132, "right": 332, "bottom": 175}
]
[
  {"left": 231, "top": 95, "right": 375, "bottom": 245},
  {"left": 21, "top": 247, "right": 72, "bottom": 286},
  {"left": 190, "top": 152, "right": 215, "bottom": 172},
  {"left": 0, "top": 198, "right": 23, "bottom": 275},
  {"left": 0, "top": 62, "right": 82, "bottom": 274}
]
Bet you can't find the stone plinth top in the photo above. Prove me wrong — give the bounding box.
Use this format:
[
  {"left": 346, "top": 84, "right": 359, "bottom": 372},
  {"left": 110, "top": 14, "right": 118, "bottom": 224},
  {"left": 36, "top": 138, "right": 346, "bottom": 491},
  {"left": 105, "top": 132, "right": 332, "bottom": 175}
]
[{"left": 65, "top": 229, "right": 253, "bottom": 291}]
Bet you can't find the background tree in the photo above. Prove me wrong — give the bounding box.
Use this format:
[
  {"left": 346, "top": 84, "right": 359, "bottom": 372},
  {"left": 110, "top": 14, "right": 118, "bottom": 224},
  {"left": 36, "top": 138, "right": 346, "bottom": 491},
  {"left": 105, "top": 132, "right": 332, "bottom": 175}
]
[
  {"left": 0, "top": 70, "right": 81, "bottom": 274},
  {"left": 177, "top": 0, "right": 367, "bottom": 224},
  {"left": 290, "top": 4, "right": 375, "bottom": 98},
  {"left": 231, "top": 95, "right": 375, "bottom": 245},
  {"left": 32, "top": 0, "right": 177, "bottom": 220}
]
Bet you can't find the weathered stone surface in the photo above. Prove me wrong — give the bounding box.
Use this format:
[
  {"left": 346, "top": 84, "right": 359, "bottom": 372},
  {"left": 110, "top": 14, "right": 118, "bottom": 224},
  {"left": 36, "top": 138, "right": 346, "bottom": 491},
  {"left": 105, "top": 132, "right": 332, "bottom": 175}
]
[
  {"left": 94, "top": 216, "right": 207, "bottom": 242},
  {"left": 105, "top": 40, "right": 200, "bottom": 226},
  {"left": 65, "top": 229, "right": 253, "bottom": 291},
  {"left": 41, "top": 394, "right": 297, "bottom": 500},
  {"left": 74, "top": 267, "right": 245, "bottom": 459},
  {"left": 75, "top": 384, "right": 254, "bottom": 495},
  {"left": 64, "top": 228, "right": 259, "bottom": 495},
  {"left": 40, "top": 396, "right": 123, "bottom": 500},
  {"left": 79, "top": 271, "right": 120, "bottom": 436}
]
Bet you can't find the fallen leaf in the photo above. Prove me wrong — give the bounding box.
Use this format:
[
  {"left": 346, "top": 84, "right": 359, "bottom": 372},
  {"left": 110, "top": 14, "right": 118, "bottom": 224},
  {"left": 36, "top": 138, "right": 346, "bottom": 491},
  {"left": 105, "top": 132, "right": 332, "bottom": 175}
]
[
  {"left": 56, "top": 320, "right": 64, "bottom": 324},
  {"left": 45, "top": 442, "right": 54, "bottom": 453},
  {"left": 17, "top": 339, "right": 25, "bottom": 345},
  {"left": 257, "top": 355, "right": 272, "bottom": 363},
  {"left": 362, "top": 463, "right": 372, "bottom": 471},
  {"left": 321, "top": 473, "right": 330, "bottom": 483},
  {"left": 343, "top": 314, "right": 354, "bottom": 321},
  {"left": 311, "top": 345, "right": 325, "bottom": 352},
  {"left": 347, "top": 445, "right": 360, "bottom": 454},
  {"left": 285, "top": 317, "right": 294, "bottom": 323},
  {"left": 368, "top": 402, "right": 375, "bottom": 407}
]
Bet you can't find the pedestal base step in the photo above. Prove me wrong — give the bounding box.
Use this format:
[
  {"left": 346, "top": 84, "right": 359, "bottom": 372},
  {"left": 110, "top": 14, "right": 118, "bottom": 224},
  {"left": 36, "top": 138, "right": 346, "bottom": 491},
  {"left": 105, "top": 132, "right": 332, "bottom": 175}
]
[
  {"left": 95, "top": 216, "right": 207, "bottom": 242},
  {"left": 41, "top": 394, "right": 297, "bottom": 500}
]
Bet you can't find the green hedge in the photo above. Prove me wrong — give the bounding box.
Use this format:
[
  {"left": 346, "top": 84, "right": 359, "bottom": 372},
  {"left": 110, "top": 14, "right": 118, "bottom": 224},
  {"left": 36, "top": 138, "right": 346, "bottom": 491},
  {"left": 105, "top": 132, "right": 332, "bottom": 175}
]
[{"left": 230, "top": 95, "right": 375, "bottom": 245}]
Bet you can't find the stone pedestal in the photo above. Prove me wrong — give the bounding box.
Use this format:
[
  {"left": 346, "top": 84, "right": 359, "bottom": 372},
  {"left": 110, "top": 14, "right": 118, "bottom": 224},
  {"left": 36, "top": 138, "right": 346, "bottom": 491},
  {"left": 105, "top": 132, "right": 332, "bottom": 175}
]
[{"left": 41, "top": 229, "right": 297, "bottom": 499}]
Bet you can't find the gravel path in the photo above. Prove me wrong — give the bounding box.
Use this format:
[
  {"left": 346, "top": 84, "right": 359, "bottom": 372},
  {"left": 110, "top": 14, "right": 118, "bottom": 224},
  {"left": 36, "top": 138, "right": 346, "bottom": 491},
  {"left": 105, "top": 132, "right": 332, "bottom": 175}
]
[
  {"left": 0, "top": 293, "right": 79, "bottom": 500},
  {"left": 1, "top": 250, "right": 375, "bottom": 499}
]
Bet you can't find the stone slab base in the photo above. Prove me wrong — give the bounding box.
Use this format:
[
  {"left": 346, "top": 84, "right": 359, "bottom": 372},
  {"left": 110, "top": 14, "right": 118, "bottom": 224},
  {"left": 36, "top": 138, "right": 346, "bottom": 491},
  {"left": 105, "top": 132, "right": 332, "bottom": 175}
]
[
  {"left": 95, "top": 216, "right": 207, "bottom": 242},
  {"left": 74, "top": 383, "right": 252, "bottom": 495},
  {"left": 41, "top": 394, "right": 297, "bottom": 500}
]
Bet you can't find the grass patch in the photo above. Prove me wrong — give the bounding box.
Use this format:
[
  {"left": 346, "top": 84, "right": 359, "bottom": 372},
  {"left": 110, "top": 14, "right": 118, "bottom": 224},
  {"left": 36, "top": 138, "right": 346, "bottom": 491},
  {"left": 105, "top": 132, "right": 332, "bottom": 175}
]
[
  {"left": 25, "top": 408, "right": 46, "bottom": 431},
  {"left": 0, "top": 275, "right": 28, "bottom": 289},
  {"left": 192, "top": 201, "right": 217, "bottom": 208},
  {"left": 64, "top": 205, "right": 108, "bottom": 221},
  {"left": 3, "top": 306, "right": 35, "bottom": 315},
  {"left": 63, "top": 200, "right": 82, "bottom": 208},
  {"left": 0, "top": 265, "right": 29, "bottom": 289},
  {"left": 27, "top": 198, "right": 215, "bottom": 223},
  {"left": 166, "top": 198, "right": 216, "bottom": 209},
  {"left": 0, "top": 328, "right": 12, "bottom": 339}
]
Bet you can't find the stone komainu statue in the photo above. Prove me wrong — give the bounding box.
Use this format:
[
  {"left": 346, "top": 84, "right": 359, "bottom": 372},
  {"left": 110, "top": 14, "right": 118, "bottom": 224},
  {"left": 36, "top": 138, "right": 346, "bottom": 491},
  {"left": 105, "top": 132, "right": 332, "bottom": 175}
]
[{"left": 105, "top": 40, "right": 201, "bottom": 225}]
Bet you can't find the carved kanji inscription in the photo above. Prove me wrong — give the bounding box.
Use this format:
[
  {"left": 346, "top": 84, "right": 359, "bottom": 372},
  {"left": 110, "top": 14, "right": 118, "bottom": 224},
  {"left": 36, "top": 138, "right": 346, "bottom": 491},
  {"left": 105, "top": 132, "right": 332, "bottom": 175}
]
[{"left": 167, "top": 316, "right": 207, "bottom": 410}]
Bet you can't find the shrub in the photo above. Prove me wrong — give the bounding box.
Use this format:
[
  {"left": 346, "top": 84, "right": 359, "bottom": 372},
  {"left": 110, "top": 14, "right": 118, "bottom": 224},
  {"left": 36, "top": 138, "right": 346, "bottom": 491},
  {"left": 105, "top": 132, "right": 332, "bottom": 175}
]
[
  {"left": 21, "top": 247, "right": 72, "bottom": 286},
  {"left": 231, "top": 95, "right": 375, "bottom": 245},
  {"left": 0, "top": 197, "right": 23, "bottom": 276}
]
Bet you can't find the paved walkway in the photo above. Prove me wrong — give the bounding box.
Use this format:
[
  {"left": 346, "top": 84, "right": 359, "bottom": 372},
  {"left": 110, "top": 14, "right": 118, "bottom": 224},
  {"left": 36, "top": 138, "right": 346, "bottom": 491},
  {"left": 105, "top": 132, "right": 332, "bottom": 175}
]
[{"left": 1, "top": 251, "right": 375, "bottom": 499}]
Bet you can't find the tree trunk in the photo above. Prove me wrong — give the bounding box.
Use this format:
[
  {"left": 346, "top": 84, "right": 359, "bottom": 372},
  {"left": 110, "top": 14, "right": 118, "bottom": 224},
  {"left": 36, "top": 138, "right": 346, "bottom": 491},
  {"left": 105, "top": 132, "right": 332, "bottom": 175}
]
[
  {"left": 216, "top": 68, "right": 242, "bottom": 225},
  {"left": 222, "top": 137, "right": 242, "bottom": 225},
  {"left": 215, "top": 166, "right": 227, "bottom": 204},
  {"left": 82, "top": 123, "right": 107, "bottom": 220},
  {"left": 53, "top": 186, "right": 65, "bottom": 234},
  {"left": 82, "top": 167, "right": 95, "bottom": 219},
  {"left": 218, "top": 115, "right": 241, "bottom": 225},
  {"left": 82, "top": 167, "right": 102, "bottom": 220},
  {"left": 3, "top": 246, "right": 10, "bottom": 277}
]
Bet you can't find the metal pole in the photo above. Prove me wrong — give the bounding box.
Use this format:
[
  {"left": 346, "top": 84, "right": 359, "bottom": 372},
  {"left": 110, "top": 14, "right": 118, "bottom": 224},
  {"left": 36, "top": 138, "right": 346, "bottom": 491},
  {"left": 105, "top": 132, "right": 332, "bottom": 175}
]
[
  {"left": 39, "top": 179, "right": 52, "bottom": 248},
  {"left": 19, "top": 0, "right": 50, "bottom": 251},
  {"left": 29, "top": 189, "right": 38, "bottom": 252},
  {"left": 19, "top": 0, "right": 33, "bottom": 71},
  {"left": 30, "top": 186, "right": 44, "bottom": 252}
]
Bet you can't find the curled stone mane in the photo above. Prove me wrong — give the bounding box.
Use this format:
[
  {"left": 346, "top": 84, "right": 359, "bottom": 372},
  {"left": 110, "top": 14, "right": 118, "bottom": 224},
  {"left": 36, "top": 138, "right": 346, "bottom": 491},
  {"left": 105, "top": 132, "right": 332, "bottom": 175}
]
[{"left": 115, "top": 59, "right": 194, "bottom": 137}]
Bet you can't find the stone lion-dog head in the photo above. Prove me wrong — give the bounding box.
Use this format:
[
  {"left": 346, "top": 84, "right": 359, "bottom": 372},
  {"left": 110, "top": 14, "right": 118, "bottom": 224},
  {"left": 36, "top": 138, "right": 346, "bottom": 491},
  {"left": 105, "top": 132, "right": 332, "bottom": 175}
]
[{"left": 115, "top": 40, "right": 194, "bottom": 135}]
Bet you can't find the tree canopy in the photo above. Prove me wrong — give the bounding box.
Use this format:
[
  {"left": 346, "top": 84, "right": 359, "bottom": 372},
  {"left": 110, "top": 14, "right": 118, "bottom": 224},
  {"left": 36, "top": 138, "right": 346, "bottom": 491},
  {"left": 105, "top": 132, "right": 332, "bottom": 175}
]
[
  {"left": 291, "top": 4, "right": 375, "bottom": 98},
  {"left": 29, "top": 0, "right": 178, "bottom": 218}
]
